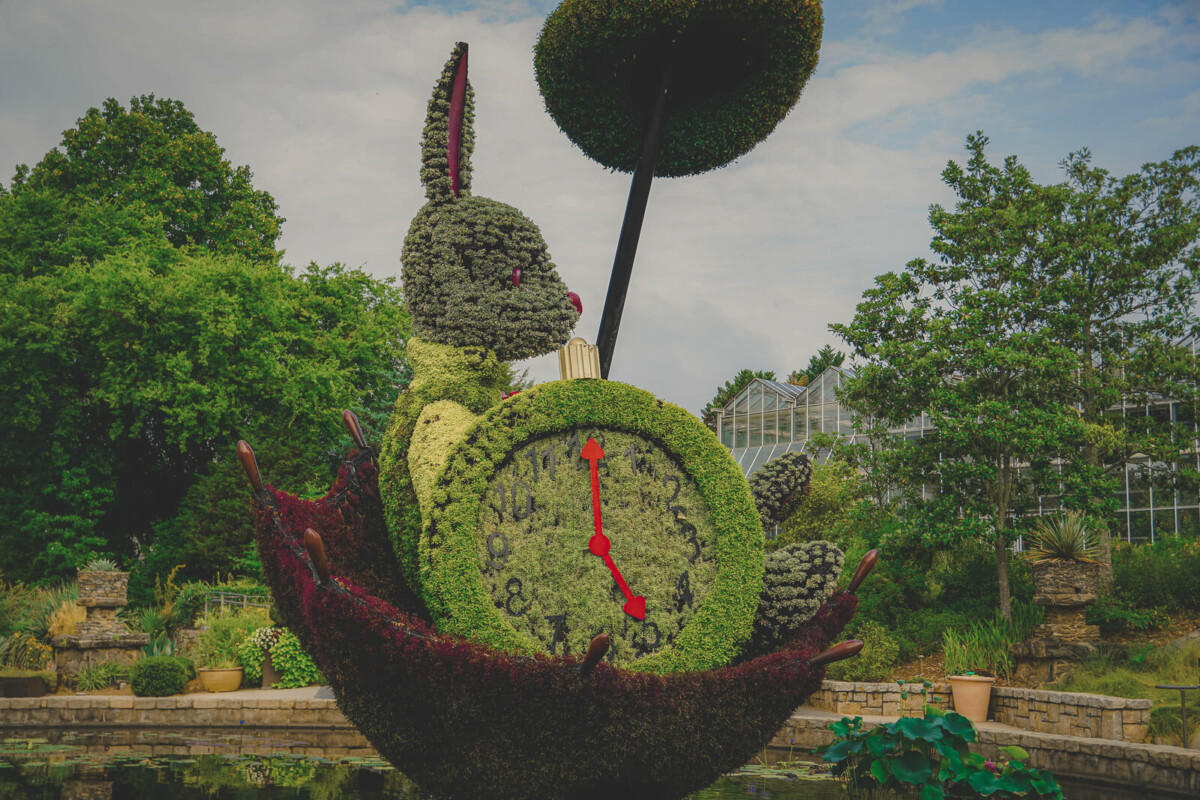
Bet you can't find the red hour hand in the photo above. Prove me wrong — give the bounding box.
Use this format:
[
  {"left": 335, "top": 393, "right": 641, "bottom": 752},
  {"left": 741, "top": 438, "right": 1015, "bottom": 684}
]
[{"left": 581, "top": 437, "right": 646, "bottom": 620}]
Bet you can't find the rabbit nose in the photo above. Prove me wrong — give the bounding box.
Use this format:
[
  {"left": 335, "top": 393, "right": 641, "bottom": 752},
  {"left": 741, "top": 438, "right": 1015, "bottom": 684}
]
[
  {"left": 568, "top": 292, "right": 582, "bottom": 315},
  {"left": 512, "top": 268, "right": 521, "bottom": 288}
]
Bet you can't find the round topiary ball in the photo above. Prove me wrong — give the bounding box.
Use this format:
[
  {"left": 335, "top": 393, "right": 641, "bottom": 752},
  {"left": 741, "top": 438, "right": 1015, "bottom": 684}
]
[
  {"left": 745, "top": 539, "right": 843, "bottom": 658},
  {"left": 535, "top": 0, "right": 823, "bottom": 177},
  {"left": 401, "top": 197, "right": 579, "bottom": 361},
  {"left": 749, "top": 450, "right": 813, "bottom": 530}
]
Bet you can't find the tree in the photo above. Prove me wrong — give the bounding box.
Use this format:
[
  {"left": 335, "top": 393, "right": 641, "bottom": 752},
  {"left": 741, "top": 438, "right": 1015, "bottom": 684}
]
[
  {"left": 0, "top": 95, "right": 283, "bottom": 276},
  {"left": 1039, "top": 146, "right": 1200, "bottom": 586},
  {"left": 833, "top": 133, "right": 1086, "bottom": 618},
  {"left": 701, "top": 368, "right": 775, "bottom": 430},
  {"left": 787, "top": 345, "right": 846, "bottom": 386},
  {"left": 0, "top": 244, "right": 409, "bottom": 583}
]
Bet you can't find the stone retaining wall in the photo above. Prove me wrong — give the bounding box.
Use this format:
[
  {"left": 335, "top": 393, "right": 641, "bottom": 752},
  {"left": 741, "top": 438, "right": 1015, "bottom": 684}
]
[
  {"left": 774, "top": 711, "right": 1200, "bottom": 799},
  {"left": 0, "top": 695, "right": 350, "bottom": 729},
  {"left": 813, "top": 680, "right": 1152, "bottom": 743}
]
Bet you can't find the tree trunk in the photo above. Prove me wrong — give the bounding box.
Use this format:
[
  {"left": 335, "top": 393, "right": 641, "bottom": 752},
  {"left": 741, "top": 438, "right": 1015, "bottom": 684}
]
[
  {"left": 1080, "top": 336, "right": 1113, "bottom": 591},
  {"left": 995, "top": 536, "right": 1012, "bottom": 620}
]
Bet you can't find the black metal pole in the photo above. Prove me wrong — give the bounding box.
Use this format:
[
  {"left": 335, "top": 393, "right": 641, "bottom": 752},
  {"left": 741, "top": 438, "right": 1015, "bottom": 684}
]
[{"left": 596, "top": 62, "right": 673, "bottom": 380}]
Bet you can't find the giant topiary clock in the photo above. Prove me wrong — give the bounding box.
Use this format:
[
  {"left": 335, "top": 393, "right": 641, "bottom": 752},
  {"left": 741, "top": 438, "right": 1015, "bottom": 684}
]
[{"left": 418, "top": 379, "right": 764, "bottom": 673}]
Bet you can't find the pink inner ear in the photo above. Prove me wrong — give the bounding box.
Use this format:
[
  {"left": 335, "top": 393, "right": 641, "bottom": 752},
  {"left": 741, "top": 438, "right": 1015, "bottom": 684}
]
[{"left": 448, "top": 49, "right": 468, "bottom": 198}]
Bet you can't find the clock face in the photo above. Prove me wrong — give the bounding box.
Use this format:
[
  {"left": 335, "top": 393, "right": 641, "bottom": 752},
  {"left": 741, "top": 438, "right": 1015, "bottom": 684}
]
[{"left": 477, "top": 428, "right": 718, "bottom": 665}]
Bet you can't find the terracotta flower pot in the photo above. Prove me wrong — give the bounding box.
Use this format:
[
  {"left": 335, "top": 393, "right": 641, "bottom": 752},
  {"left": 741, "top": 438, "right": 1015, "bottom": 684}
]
[
  {"left": 261, "top": 653, "right": 281, "bottom": 689},
  {"left": 198, "top": 667, "right": 243, "bottom": 693},
  {"left": 949, "top": 674, "right": 994, "bottom": 723}
]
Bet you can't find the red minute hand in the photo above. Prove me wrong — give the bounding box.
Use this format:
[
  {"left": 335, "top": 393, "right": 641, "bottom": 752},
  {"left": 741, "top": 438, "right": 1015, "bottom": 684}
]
[{"left": 581, "top": 437, "right": 646, "bottom": 620}]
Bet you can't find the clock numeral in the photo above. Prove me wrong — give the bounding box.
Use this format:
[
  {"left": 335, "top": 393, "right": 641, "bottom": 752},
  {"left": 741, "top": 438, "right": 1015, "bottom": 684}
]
[
  {"left": 486, "top": 531, "right": 510, "bottom": 572},
  {"left": 663, "top": 474, "right": 684, "bottom": 515},
  {"left": 674, "top": 571, "right": 694, "bottom": 612},
  {"left": 569, "top": 431, "right": 605, "bottom": 470},
  {"left": 545, "top": 613, "right": 567, "bottom": 655},
  {"left": 526, "top": 445, "right": 539, "bottom": 482},
  {"left": 624, "top": 443, "right": 639, "bottom": 475},
  {"left": 634, "top": 620, "right": 662, "bottom": 654},
  {"left": 542, "top": 446, "right": 556, "bottom": 481},
  {"left": 680, "top": 522, "right": 702, "bottom": 564},
  {"left": 504, "top": 577, "right": 530, "bottom": 617},
  {"left": 512, "top": 479, "right": 533, "bottom": 519},
  {"left": 494, "top": 482, "right": 506, "bottom": 522}
]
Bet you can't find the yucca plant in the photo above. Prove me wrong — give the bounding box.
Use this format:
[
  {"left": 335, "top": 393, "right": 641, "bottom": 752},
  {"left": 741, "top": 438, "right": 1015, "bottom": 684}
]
[
  {"left": 83, "top": 557, "right": 120, "bottom": 572},
  {"left": 1024, "top": 511, "right": 1100, "bottom": 564}
]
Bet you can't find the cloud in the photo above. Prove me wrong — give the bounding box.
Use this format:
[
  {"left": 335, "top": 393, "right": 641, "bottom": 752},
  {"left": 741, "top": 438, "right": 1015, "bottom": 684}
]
[{"left": 0, "top": 1, "right": 1195, "bottom": 416}]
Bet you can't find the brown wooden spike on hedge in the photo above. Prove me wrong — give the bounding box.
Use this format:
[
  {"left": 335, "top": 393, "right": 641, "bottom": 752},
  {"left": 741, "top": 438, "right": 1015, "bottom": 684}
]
[
  {"left": 808, "top": 640, "right": 864, "bottom": 669},
  {"left": 304, "top": 528, "right": 332, "bottom": 584},
  {"left": 847, "top": 548, "right": 879, "bottom": 594},
  {"left": 579, "top": 633, "right": 611, "bottom": 678},
  {"left": 236, "top": 440, "right": 264, "bottom": 491},
  {"left": 343, "top": 409, "right": 368, "bottom": 450}
]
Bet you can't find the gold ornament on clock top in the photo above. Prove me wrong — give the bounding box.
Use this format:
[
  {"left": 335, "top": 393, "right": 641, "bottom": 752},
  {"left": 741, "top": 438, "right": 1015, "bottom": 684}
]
[
  {"left": 558, "top": 337, "right": 601, "bottom": 380},
  {"left": 477, "top": 427, "right": 718, "bottom": 664}
]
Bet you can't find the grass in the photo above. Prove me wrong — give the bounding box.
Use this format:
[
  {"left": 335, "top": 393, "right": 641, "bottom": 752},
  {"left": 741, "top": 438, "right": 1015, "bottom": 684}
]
[{"left": 1049, "top": 640, "right": 1200, "bottom": 745}]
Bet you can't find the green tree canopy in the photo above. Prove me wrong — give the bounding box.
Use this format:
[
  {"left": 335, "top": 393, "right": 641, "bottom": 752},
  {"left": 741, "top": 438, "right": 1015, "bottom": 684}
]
[
  {"left": 0, "top": 95, "right": 283, "bottom": 277},
  {"left": 0, "top": 242, "right": 409, "bottom": 583},
  {"left": 787, "top": 344, "right": 846, "bottom": 386},
  {"left": 833, "top": 133, "right": 1089, "bottom": 617}
]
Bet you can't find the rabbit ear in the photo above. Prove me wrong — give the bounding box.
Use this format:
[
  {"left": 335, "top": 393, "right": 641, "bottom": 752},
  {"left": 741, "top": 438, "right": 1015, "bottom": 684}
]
[{"left": 421, "top": 42, "right": 474, "bottom": 202}]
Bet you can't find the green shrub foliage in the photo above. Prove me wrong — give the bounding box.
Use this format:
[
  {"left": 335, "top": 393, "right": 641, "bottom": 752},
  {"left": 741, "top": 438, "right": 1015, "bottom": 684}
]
[
  {"left": 826, "top": 619, "right": 899, "bottom": 682},
  {"left": 130, "top": 655, "right": 189, "bottom": 697},
  {"left": 401, "top": 45, "right": 579, "bottom": 360},
  {"left": 749, "top": 451, "right": 812, "bottom": 530},
  {"left": 745, "top": 540, "right": 843, "bottom": 659},
  {"left": 420, "top": 42, "right": 474, "bottom": 203},
  {"left": 402, "top": 200, "right": 578, "bottom": 360},
  {"left": 535, "top": 0, "right": 823, "bottom": 177}
]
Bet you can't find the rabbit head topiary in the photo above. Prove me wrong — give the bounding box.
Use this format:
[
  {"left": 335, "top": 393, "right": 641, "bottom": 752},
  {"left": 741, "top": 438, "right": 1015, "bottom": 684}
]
[{"left": 402, "top": 43, "right": 581, "bottom": 361}]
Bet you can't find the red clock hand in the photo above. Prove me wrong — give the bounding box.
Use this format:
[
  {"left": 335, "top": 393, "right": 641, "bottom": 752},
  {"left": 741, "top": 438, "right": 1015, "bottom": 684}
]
[{"left": 581, "top": 437, "right": 646, "bottom": 620}]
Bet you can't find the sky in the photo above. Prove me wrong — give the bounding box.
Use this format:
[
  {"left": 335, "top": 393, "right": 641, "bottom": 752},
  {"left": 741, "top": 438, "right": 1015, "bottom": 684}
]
[{"left": 1, "top": 0, "right": 1198, "bottom": 415}]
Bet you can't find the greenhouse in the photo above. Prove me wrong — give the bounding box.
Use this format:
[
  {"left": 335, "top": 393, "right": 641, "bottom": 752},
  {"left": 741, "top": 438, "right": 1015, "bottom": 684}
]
[{"left": 714, "top": 369, "right": 1200, "bottom": 542}]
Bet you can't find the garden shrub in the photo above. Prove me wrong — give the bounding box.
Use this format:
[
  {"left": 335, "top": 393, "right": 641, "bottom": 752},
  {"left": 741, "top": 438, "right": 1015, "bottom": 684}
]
[
  {"left": 268, "top": 630, "right": 325, "bottom": 688},
  {"left": 1086, "top": 596, "right": 1170, "bottom": 636},
  {"left": 1110, "top": 535, "right": 1200, "bottom": 612},
  {"left": 74, "top": 661, "right": 129, "bottom": 691},
  {"left": 170, "top": 578, "right": 272, "bottom": 630},
  {"left": 193, "top": 607, "right": 271, "bottom": 669},
  {"left": 130, "top": 655, "right": 189, "bottom": 697},
  {"left": 826, "top": 620, "right": 899, "bottom": 682},
  {"left": 745, "top": 541, "right": 843, "bottom": 658}
]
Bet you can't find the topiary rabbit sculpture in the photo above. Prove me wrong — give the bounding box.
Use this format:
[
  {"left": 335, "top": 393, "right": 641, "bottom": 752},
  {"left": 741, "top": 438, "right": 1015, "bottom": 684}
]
[
  {"left": 378, "top": 42, "right": 581, "bottom": 592},
  {"left": 239, "top": 42, "right": 873, "bottom": 800}
]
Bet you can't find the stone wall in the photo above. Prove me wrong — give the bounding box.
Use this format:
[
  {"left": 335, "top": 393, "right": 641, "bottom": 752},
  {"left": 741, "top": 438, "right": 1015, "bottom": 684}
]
[
  {"left": 812, "top": 680, "right": 1151, "bottom": 743},
  {"left": 0, "top": 695, "right": 350, "bottom": 729},
  {"left": 76, "top": 571, "right": 129, "bottom": 608},
  {"left": 773, "top": 710, "right": 1200, "bottom": 799},
  {"left": 990, "top": 686, "right": 1150, "bottom": 743}
]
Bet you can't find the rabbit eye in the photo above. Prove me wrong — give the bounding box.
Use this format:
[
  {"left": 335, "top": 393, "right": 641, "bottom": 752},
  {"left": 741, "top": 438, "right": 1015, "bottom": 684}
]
[{"left": 512, "top": 268, "right": 522, "bottom": 288}]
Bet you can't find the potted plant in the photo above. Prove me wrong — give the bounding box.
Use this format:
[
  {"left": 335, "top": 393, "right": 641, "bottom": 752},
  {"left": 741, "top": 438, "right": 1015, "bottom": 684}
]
[
  {"left": 192, "top": 608, "right": 269, "bottom": 693},
  {"left": 196, "top": 656, "right": 244, "bottom": 692},
  {"left": 946, "top": 670, "right": 994, "bottom": 723},
  {"left": 243, "top": 627, "right": 282, "bottom": 689},
  {"left": 1024, "top": 511, "right": 1101, "bottom": 603},
  {"left": 77, "top": 557, "right": 130, "bottom": 607},
  {"left": 0, "top": 633, "right": 57, "bottom": 696}
]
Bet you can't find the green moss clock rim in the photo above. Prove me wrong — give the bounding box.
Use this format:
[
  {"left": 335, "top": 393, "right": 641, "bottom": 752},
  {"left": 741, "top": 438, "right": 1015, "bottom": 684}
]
[
  {"left": 534, "top": 0, "right": 823, "bottom": 177},
  {"left": 419, "top": 378, "right": 764, "bottom": 673}
]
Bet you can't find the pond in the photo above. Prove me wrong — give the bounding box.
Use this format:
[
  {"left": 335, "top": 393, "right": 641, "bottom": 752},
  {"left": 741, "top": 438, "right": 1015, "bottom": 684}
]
[{"left": 0, "top": 729, "right": 1150, "bottom": 799}]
